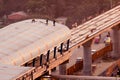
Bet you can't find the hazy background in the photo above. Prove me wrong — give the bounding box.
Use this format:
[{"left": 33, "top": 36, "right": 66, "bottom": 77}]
[{"left": 0, "top": 0, "right": 120, "bottom": 28}]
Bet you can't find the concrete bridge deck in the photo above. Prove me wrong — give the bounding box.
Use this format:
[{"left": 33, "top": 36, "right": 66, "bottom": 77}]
[
  {"left": 24, "top": 4, "right": 120, "bottom": 79},
  {"left": 1, "top": 4, "right": 120, "bottom": 80}
]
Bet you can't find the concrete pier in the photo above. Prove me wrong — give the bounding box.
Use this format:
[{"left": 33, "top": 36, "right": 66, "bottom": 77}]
[
  {"left": 82, "top": 39, "right": 93, "bottom": 75},
  {"left": 112, "top": 26, "right": 120, "bottom": 58}
]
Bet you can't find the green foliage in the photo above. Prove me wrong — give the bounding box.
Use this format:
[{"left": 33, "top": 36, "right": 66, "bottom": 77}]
[
  {"left": 65, "top": 0, "right": 116, "bottom": 28},
  {"left": 0, "top": 0, "right": 8, "bottom": 12},
  {"left": 0, "top": 0, "right": 120, "bottom": 26},
  {"left": 2, "top": 0, "right": 9, "bottom": 4},
  {"left": 26, "top": 0, "right": 48, "bottom": 13},
  {"left": 0, "top": 4, "right": 3, "bottom": 11}
]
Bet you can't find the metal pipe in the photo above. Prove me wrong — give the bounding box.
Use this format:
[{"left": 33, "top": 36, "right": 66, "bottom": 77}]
[
  {"left": 40, "top": 54, "right": 43, "bottom": 66},
  {"left": 47, "top": 50, "right": 50, "bottom": 62},
  {"left": 66, "top": 39, "right": 70, "bottom": 51},
  {"left": 60, "top": 43, "right": 63, "bottom": 55},
  {"left": 52, "top": 74, "right": 120, "bottom": 80},
  {"left": 53, "top": 47, "right": 57, "bottom": 59}
]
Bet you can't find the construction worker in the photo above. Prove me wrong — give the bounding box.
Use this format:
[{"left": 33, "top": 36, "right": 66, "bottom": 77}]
[
  {"left": 32, "top": 18, "right": 35, "bottom": 23},
  {"left": 102, "top": 35, "right": 111, "bottom": 59},
  {"left": 104, "top": 35, "right": 111, "bottom": 46},
  {"left": 46, "top": 18, "right": 48, "bottom": 25},
  {"left": 53, "top": 20, "right": 56, "bottom": 26},
  {"left": 94, "top": 36, "right": 100, "bottom": 44}
]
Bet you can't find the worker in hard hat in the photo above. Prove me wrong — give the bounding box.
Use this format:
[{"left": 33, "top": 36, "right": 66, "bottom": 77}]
[{"left": 104, "top": 35, "right": 111, "bottom": 46}]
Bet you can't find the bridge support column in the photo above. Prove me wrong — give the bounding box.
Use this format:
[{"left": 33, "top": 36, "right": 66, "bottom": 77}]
[
  {"left": 82, "top": 39, "right": 93, "bottom": 75},
  {"left": 112, "top": 26, "right": 120, "bottom": 58}
]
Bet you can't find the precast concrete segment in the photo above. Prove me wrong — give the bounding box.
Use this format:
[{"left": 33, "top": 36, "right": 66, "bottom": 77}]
[{"left": 0, "top": 19, "right": 71, "bottom": 66}]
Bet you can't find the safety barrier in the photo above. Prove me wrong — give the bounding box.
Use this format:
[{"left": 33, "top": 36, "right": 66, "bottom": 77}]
[
  {"left": 67, "top": 43, "right": 113, "bottom": 75},
  {"left": 105, "top": 59, "right": 120, "bottom": 76},
  {"left": 67, "top": 61, "right": 83, "bottom": 75},
  {"left": 92, "top": 43, "right": 112, "bottom": 62}
]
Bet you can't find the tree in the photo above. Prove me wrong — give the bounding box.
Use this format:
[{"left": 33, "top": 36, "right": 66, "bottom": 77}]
[
  {"left": 0, "top": 0, "right": 8, "bottom": 16},
  {"left": 26, "top": 0, "right": 48, "bottom": 13}
]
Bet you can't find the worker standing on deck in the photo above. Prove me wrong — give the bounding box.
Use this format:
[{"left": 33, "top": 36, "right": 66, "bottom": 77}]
[
  {"left": 46, "top": 18, "right": 48, "bottom": 25},
  {"left": 94, "top": 36, "right": 100, "bottom": 44},
  {"left": 53, "top": 20, "right": 56, "bottom": 26},
  {"left": 104, "top": 35, "right": 111, "bottom": 46},
  {"left": 103, "top": 34, "right": 111, "bottom": 59},
  {"left": 32, "top": 18, "right": 35, "bottom": 23}
]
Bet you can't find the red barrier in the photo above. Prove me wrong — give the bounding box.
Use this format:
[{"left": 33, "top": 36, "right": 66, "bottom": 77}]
[{"left": 67, "top": 43, "right": 112, "bottom": 75}]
